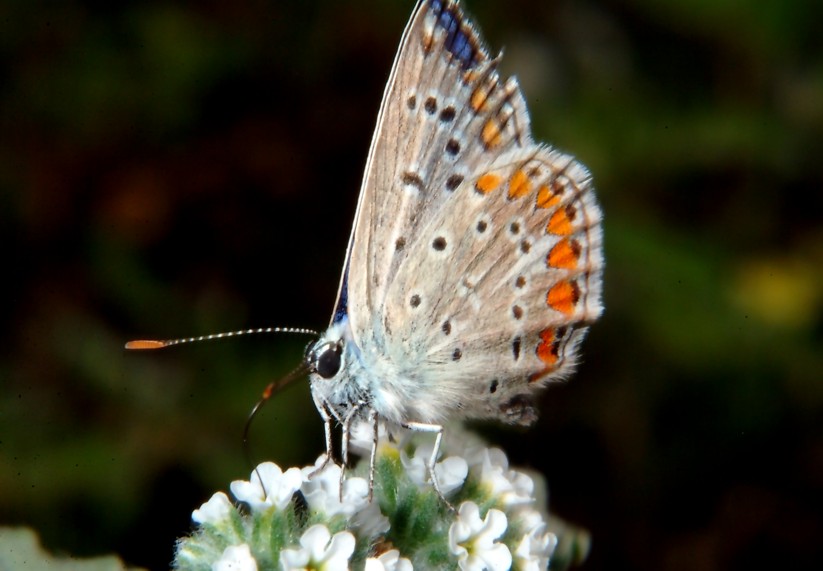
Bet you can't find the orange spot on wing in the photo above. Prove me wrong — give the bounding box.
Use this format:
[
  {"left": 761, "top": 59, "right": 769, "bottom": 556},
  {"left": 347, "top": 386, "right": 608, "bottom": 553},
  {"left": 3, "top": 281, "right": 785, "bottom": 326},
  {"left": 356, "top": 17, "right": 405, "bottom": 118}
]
[
  {"left": 536, "top": 328, "right": 559, "bottom": 365},
  {"left": 547, "top": 205, "right": 575, "bottom": 235},
  {"left": 547, "top": 238, "right": 581, "bottom": 270},
  {"left": 531, "top": 327, "right": 568, "bottom": 382},
  {"left": 507, "top": 170, "right": 531, "bottom": 199},
  {"left": 475, "top": 172, "right": 502, "bottom": 194},
  {"left": 536, "top": 185, "right": 561, "bottom": 209},
  {"left": 547, "top": 281, "right": 579, "bottom": 315},
  {"left": 471, "top": 84, "right": 490, "bottom": 111},
  {"left": 463, "top": 69, "right": 479, "bottom": 85},
  {"left": 481, "top": 119, "right": 502, "bottom": 149}
]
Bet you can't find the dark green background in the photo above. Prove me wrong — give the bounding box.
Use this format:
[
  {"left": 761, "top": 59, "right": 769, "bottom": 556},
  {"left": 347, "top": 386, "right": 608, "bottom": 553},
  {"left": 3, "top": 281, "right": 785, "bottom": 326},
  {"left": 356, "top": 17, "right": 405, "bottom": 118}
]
[{"left": 1, "top": 0, "right": 821, "bottom": 569}]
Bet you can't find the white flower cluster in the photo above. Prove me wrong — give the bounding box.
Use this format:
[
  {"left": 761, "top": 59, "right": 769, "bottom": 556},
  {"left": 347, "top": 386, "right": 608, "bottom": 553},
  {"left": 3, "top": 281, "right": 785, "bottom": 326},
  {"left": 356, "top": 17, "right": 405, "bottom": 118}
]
[
  {"left": 175, "top": 424, "right": 573, "bottom": 571},
  {"left": 181, "top": 460, "right": 395, "bottom": 571},
  {"left": 409, "top": 432, "right": 558, "bottom": 571}
]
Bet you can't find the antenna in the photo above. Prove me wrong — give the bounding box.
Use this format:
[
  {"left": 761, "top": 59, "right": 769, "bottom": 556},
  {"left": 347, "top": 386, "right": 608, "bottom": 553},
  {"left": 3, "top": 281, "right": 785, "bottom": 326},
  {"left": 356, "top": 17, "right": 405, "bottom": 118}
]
[
  {"left": 125, "top": 327, "right": 319, "bottom": 350},
  {"left": 126, "top": 326, "right": 321, "bottom": 500}
]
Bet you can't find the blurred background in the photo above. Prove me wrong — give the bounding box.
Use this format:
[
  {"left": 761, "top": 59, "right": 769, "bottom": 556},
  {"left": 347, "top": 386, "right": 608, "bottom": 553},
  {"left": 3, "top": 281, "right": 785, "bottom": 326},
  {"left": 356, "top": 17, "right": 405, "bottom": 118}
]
[{"left": 1, "top": 0, "right": 821, "bottom": 569}]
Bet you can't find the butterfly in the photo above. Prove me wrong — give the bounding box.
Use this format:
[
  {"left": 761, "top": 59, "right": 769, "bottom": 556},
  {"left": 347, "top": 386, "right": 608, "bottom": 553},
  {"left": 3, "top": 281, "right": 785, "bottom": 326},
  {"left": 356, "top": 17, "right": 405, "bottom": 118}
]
[
  {"left": 127, "top": 0, "right": 603, "bottom": 507},
  {"left": 302, "top": 0, "right": 603, "bottom": 505}
]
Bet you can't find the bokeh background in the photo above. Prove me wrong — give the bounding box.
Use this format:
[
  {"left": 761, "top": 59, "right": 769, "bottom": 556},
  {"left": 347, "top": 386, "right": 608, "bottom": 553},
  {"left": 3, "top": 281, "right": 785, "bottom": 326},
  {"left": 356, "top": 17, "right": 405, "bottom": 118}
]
[{"left": 1, "top": 0, "right": 821, "bottom": 569}]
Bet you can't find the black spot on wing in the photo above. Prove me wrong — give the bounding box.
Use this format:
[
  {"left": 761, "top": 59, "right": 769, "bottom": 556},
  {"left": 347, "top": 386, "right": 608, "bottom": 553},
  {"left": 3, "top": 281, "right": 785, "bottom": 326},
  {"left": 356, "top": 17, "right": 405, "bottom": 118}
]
[
  {"left": 512, "top": 337, "right": 521, "bottom": 360},
  {"left": 402, "top": 171, "right": 425, "bottom": 191}
]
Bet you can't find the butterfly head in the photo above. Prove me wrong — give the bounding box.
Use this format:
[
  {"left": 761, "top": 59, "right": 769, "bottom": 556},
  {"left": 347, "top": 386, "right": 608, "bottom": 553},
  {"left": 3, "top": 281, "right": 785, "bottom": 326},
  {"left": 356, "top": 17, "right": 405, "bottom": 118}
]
[{"left": 305, "top": 318, "right": 372, "bottom": 421}]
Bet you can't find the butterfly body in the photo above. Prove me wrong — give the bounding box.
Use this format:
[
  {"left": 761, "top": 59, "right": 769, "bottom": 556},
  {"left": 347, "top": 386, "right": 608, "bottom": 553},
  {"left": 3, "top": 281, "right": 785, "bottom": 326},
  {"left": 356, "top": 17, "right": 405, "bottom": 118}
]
[{"left": 305, "top": 0, "right": 603, "bottom": 502}]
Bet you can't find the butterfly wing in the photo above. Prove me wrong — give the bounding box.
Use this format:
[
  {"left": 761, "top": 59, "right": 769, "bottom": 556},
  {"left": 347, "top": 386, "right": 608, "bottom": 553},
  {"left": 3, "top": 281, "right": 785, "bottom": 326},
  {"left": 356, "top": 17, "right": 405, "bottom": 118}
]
[
  {"left": 342, "top": 0, "right": 603, "bottom": 425},
  {"left": 341, "top": 0, "right": 518, "bottom": 328}
]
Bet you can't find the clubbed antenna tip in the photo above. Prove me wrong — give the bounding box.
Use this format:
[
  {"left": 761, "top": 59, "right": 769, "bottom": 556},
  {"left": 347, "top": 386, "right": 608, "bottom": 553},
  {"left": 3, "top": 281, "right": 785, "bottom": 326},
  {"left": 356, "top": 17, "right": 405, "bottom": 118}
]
[{"left": 125, "top": 340, "right": 167, "bottom": 350}]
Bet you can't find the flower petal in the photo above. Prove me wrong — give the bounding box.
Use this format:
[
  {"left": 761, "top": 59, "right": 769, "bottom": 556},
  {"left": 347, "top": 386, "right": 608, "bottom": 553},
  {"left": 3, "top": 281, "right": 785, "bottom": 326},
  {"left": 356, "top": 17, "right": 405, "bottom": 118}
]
[
  {"left": 192, "top": 492, "right": 233, "bottom": 525},
  {"left": 213, "top": 544, "right": 258, "bottom": 571},
  {"left": 477, "top": 542, "right": 512, "bottom": 571},
  {"left": 365, "top": 549, "right": 410, "bottom": 571},
  {"left": 300, "top": 524, "right": 332, "bottom": 561},
  {"left": 322, "top": 531, "right": 356, "bottom": 570},
  {"left": 230, "top": 463, "right": 302, "bottom": 512}
]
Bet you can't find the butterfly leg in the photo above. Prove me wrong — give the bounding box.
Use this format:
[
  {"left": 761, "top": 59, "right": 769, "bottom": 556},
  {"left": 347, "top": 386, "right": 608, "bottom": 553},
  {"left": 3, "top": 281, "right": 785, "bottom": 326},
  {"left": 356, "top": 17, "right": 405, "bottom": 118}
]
[
  {"left": 367, "top": 409, "right": 379, "bottom": 502},
  {"left": 339, "top": 402, "right": 364, "bottom": 501},
  {"left": 402, "top": 421, "right": 454, "bottom": 511},
  {"left": 308, "top": 398, "right": 336, "bottom": 479}
]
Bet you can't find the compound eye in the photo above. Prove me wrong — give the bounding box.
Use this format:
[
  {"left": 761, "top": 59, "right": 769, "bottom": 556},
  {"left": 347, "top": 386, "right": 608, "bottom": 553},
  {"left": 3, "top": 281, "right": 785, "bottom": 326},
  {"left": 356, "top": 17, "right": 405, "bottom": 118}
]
[{"left": 315, "top": 342, "right": 342, "bottom": 379}]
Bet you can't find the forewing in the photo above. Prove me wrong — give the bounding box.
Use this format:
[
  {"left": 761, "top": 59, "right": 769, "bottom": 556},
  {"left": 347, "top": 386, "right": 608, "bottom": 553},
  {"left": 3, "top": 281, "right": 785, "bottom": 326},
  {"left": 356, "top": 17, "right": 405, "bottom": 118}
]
[{"left": 344, "top": 0, "right": 531, "bottom": 334}]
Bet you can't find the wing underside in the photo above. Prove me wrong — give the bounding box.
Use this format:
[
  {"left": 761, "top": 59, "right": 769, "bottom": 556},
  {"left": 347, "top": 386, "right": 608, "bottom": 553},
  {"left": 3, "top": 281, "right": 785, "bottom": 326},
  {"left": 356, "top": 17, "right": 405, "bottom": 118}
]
[{"left": 337, "top": 0, "right": 603, "bottom": 424}]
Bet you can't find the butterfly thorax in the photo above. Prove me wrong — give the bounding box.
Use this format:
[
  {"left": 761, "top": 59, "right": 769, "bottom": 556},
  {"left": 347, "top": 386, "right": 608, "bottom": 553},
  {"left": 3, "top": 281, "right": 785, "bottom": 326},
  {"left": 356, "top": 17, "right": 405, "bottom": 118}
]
[{"left": 307, "top": 318, "right": 452, "bottom": 426}]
